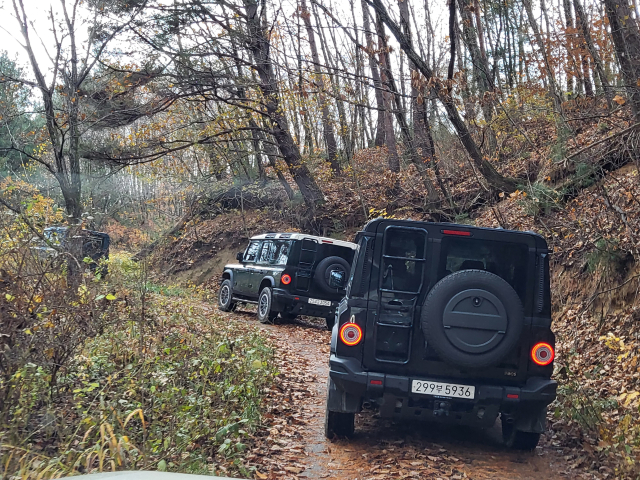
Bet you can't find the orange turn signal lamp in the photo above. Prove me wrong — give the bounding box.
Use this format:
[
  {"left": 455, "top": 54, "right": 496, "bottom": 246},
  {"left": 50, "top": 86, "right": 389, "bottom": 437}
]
[
  {"left": 340, "top": 323, "right": 363, "bottom": 346},
  {"left": 531, "top": 342, "right": 554, "bottom": 366}
]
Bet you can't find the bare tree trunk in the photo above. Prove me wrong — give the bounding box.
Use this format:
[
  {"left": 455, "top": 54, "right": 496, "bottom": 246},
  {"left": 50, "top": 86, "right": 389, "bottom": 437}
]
[
  {"left": 540, "top": 0, "right": 553, "bottom": 46},
  {"left": 424, "top": 109, "right": 456, "bottom": 209},
  {"left": 447, "top": 0, "right": 457, "bottom": 82},
  {"left": 250, "top": 119, "right": 266, "bottom": 182},
  {"left": 263, "top": 132, "right": 295, "bottom": 200},
  {"left": 503, "top": 5, "right": 516, "bottom": 89},
  {"left": 374, "top": 12, "right": 400, "bottom": 176},
  {"left": 11, "top": 0, "right": 83, "bottom": 221},
  {"left": 603, "top": 0, "right": 640, "bottom": 119},
  {"left": 361, "top": 0, "right": 386, "bottom": 147},
  {"left": 299, "top": 0, "right": 341, "bottom": 174},
  {"left": 313, "top": 2, "right": 353, "bottom": 161},
  {"left": 581, "top": 53, "right": 594, "bottom": 97},
  {"left": 522, "top": 0, "right": 564, "bottom": 113},
  {"left": 7, "top": 1, "right": 147, "bottom": 223},
  {"left": 243, "top": 0, "right": 324, "bottom": 208},
  {"left": 474, "top": 0, "right": 487, "bottom": 60},
  {"left": 518, "top": 11, "right": 531, "bottom": 84},
  {"left": 350, "top": 0, "right": 367, "bottom": 151},
  {"left": 399, "top": 0, "right": 441, "bottom": 203},
  {"left": 573, "top": 0, "right": 613, "bottom": 104},
  {"left": 561, "top": 0, "right": 576, "bottom": 95},
  {"left": 399, "top": 51, "right": 407, "bottom": 117},
  {"left": 457, "top": 0, "right": 497, "bottom": 153},
  {"left": 369, "top": 0, "right": 518, "bottom": 192},
  {"left": 291, "top": 24, "right": 315, "bottom": 155}
]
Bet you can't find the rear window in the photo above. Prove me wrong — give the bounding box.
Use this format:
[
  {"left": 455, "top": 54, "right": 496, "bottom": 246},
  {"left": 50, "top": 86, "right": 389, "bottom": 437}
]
[
  {"left": 381, "top": 227, "right": 427, "bottom": 294},
  {"left": 44, "top": 228, "right": 67, "bottom": 245},
  {"left": 438, "top": 237, "right": 529, "bottom": 301},
  {"left": 317, "top": 243, "right": 355, "bottom": 263}
]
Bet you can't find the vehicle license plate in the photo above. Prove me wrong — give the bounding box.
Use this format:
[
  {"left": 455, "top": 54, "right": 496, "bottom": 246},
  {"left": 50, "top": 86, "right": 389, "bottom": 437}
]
[
  {"left": 308, "top": 298, "right": 332, "bottom": 306},
  {"left": 411, "top": 380, "right": 475, "bottom": 399}
]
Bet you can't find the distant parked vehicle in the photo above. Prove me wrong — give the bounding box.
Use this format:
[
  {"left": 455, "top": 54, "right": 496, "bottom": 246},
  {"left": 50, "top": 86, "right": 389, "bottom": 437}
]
[
  {"left": 218, "top": 233, "right": 357, "bottom": 329},
  {"left": 32, "top": 226, "right": 110, "bottom": 275}
]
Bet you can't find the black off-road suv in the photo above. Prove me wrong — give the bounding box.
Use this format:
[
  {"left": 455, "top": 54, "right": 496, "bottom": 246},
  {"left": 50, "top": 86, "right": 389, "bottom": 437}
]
[
  {"left": 32, "top": 226, "right": 110, "bottom": 275},
  {"left": 326, "top": 218, "right": 556, "bottom": 450},
  {"left": 218, "top": 233, "right": 356, "bottom": 328}
]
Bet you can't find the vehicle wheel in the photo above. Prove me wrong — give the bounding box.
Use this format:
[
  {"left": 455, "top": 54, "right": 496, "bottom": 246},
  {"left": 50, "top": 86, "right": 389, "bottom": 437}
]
[
  {"left": 218, "top": 279, "right": 236, "bottom": 312},
  {"left": 421, "top": 269, "right": 524, "bottom": 368},
  {"left": 257, "top": 287, "right": 278, "bottom": 324},
  {"left": 314, "top": 256, "right": 351, "bottom": 295},
  {"left": 325, "top": 406, "right": 355, "bottom": 438},
  {"left": 280, "top": 312, "right": 297, "bottom": 322},
  {"left": 325, "top": 315, "right": 336, "bottom": 331},
  {"left": 502, "top": 420, "right": 541, "bottom": 450}
]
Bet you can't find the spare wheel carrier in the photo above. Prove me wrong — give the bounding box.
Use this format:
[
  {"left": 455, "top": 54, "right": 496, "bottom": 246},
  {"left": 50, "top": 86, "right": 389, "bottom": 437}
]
[{"left": 421, "top": 269, "right": 524, "bottom": 369}]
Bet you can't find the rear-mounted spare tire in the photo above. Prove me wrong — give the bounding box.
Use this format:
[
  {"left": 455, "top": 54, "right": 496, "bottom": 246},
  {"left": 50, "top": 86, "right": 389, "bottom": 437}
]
[
  {"left": 421, "top": 269, "right": 524, "bottom": 369},
  {"left": 314, "top": 256, "right": 351, "bottom": 295}
]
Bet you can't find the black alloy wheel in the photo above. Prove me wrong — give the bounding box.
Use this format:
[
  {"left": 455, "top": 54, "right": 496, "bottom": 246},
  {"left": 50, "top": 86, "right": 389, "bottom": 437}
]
[
  {"left": 280, "top": 312, "right": 297, "bottom": 322},
  {"left": 324, "top": 379, "right": 355, "bottom": 438},
  {"left": 218, "top": 279, "right": 236, "bottom": 312},
  {"left": 257, "top": 287, "right": 278, "bottom": 324},
  {"left": 502, "top": 418, "right": 541, "bottom": 450},
  {"left": 325, "top": 314, "right": 336, "bottom": 331}
]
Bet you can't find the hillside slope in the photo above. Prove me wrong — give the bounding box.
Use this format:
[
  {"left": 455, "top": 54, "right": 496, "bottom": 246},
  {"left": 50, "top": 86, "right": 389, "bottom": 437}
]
[{"left": 148, "top": 109, "right": 640, "bottom": 477}]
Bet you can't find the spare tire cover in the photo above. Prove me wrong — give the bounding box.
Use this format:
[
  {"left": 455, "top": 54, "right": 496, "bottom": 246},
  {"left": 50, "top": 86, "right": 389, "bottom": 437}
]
[
  {"left": 314, "top": 256, "right": 351, "bottom": 294},
  {"left": 421, "top": 269, "right": 524, "bottom": 368}
]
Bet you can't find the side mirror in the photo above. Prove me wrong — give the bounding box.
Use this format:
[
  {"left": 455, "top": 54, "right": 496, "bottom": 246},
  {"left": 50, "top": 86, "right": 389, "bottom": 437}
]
[
  {"left": 329, "top": 270, "right": 346, "bottom": 289},
  {"left": 236, "top": 252, "right": 244, "bottom": 262}
]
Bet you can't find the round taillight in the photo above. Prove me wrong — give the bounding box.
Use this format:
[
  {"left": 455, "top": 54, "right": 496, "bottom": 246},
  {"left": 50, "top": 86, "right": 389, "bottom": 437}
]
[
  {"left": 531, "top": 342, "right": 555, "bottom": 366},
  {"left": 340, "top": 323, "right": 363, "bottom": 346},
  {"left": 281, "top": 274, "right": 292, "bottom": 285}
]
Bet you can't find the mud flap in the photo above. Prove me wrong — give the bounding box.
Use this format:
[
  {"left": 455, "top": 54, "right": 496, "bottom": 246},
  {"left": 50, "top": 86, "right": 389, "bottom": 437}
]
[
  {"left": 514, "top": 404, "right": 547, "bottom": 433},
  {"left": 327, "top": 377, "right": 362, "bottom": 413}
]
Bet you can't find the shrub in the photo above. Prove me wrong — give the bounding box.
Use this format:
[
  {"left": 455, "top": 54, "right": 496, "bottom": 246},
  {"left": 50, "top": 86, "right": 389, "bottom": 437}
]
[
  {"left": 0, "top": 298, "right": 275, "bottom": 479},
  {"left": 519, "top": 182, "right": 562, "bottom": 216},
  {"left": 586, "top": 238, "right": 633, "bottom": 276},
  {"left": 0, "top": 196, "right": 118, "bottom": 427},
  {"left": 1, "top": 189, "right": 277, "bottom": 479}
]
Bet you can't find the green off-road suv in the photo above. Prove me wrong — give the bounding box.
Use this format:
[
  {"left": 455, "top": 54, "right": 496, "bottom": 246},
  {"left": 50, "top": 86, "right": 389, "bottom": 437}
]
[
  {"left": 218, "top": 233, "right": 356, "bottom": 328},
  {"left": 325, "top": 218, "right": 556, "bottom": 450}
]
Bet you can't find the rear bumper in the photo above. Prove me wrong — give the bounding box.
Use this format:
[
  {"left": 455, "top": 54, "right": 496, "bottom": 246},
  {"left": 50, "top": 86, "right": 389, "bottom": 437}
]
[
  {"left": 271, "top": 288, "right": 339, "bottom": 318},
  {"left": 328, "top": 355, "right": 557, "bottom": 430}
]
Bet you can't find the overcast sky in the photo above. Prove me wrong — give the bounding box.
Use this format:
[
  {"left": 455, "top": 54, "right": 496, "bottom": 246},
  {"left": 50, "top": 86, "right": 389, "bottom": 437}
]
[
  {"left": 1, "top": 1, "right": 49, "bottom": 61},
  {"left": 0, "top": 0, "right": 93, "bottom": 81}
]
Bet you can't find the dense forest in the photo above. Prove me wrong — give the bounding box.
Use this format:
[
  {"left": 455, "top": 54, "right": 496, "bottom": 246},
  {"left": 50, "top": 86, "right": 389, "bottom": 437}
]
[{"left": 2, "top": 0, "right": 640, "bottom": 477}]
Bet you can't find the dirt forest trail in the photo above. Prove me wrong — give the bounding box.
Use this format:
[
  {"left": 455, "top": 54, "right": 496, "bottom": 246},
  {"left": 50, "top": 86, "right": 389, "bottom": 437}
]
[{"left": 213, "top": 308, "right": 599, "bottom": 480}]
